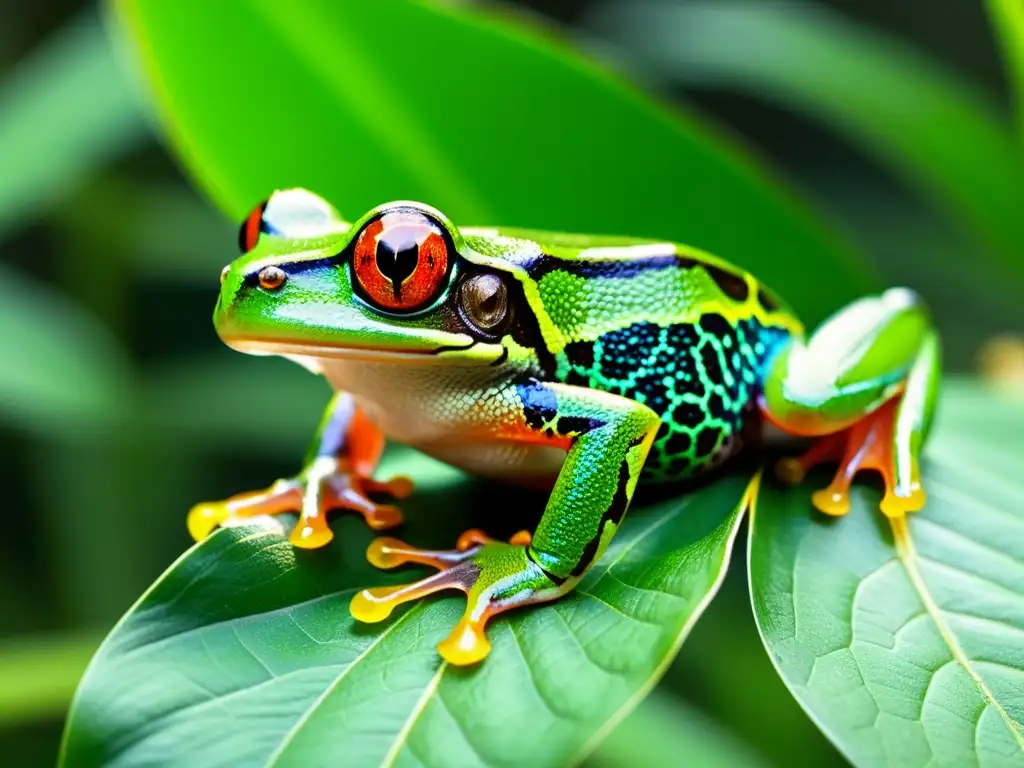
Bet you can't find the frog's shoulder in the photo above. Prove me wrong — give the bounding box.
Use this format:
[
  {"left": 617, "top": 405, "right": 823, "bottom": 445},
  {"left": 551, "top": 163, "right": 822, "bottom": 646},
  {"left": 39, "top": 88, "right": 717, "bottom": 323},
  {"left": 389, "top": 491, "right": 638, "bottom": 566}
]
[{"left": 458, "top": 225, "right": 797, "bottom": 325}]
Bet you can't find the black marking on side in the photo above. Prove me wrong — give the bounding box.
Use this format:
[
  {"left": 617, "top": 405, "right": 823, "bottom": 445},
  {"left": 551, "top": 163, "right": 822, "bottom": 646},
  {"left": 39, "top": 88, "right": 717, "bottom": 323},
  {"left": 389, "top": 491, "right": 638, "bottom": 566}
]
[
  {"left": 555, "top": 414, "right": 601, "bottom": 436},
  {"left": 604, "top": 461, "right": 633, "bottom": 526},
  {"left": 570, "top": 461, "right": 633, "bottom": 577},
  {"left": 523, "top": 252, "right": 683, "bottom": 283},
  {"left": 704, "top": 264, "right": 750, "bottom": 302},
  {"left": 757, "top": 285, "right": 781, "bottom": 312},
  {"left": 564, "top": 340, "right": 595, "bottom": 370},
  {"left": 517, "top": 378, "right": 558, "bottom": 430},
  {"left": 526, "top": 548, "right": 567, "bottom": 585},
  {"left": 571, "top": 533, "right": 603, "bottom": 578}
]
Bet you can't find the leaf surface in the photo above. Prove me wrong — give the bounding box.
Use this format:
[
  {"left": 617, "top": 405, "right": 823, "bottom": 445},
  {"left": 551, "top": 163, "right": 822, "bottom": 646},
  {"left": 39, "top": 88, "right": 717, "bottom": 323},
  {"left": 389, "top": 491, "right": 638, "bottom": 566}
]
[
  {"left": 61, "top": 457, "right": 752, "bottom": 767},
  {"left": 749, "top": 381, "right": 1024, "bottom": 767}
]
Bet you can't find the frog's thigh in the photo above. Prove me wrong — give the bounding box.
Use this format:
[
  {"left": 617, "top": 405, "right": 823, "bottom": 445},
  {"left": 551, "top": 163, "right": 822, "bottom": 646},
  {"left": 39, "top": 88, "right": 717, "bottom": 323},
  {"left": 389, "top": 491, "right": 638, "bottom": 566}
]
[
  {"left": 506, "top": 380, "right": 661, "bottom": 581},
  {"left": 760, "top": 288, "right": 932, "bottom": 435},
  {"left": 761, "top": 288, "right": 940, "bottom": 517}
]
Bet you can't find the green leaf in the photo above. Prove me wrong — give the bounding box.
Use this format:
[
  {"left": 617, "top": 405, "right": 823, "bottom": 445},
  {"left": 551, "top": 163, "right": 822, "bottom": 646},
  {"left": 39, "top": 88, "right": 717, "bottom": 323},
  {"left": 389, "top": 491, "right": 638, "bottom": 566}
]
[
  {"left": 989, "top": 0, "right": 1024, "bottom": 137},
  {"left": 110, "top": 0, "right": 875, "bottom": 325},
  {"left": 60, "top": 458, "right": 751, "bottom": 767},
  {"left": 749, "top": 380, "right": 1024, "bottom": 767},
  {"left": 0, "top": 9, "right": 147, "bottom": 243},
  {"left": 589, "top": 689, "right": 767, "bottom": 768},
  {"left": 585, "top": 1, "right": 1024, "bottom": 285},
  {"left": 0, "top": 264, "right": 129, "bottom": 436}
]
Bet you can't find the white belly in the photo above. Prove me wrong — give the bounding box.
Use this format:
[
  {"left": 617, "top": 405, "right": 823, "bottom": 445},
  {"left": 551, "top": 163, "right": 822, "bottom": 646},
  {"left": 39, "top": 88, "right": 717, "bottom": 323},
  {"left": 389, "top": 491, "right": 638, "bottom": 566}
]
[{"left": 313, "top": 357, "right": 566, "bottom": 482}]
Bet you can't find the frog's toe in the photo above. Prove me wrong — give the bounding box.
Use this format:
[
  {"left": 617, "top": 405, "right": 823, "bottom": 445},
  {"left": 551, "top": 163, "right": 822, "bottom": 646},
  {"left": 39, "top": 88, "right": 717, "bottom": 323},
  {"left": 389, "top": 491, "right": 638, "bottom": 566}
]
[
  {"left": 186, "top": 481, "right": 303, "bottom": 542},
  {"left": 361, "top": 474, "right": 414, "bottom": 500},
  {"left": 879, "top": 483, "right": 927, "bottom": 518},
  {"left": 187, "top": 502, "right": 231, "bottom": 541},
  {"left": 352, "top": 533, "right": 563, "bottom": 666},
  {"left": 365, "top": 536, "right": 476, "bottom": 570},
  {"left": 322, "top": 474, "right": 406, "bottom": 531},
  {"left": 785, "top": 399, "right": 927, "bottom": 519}
]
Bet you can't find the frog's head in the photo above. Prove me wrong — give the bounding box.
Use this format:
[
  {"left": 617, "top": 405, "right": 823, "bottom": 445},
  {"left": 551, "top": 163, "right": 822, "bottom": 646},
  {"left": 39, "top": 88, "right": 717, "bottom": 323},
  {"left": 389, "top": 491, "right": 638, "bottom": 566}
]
[{"left": 215, "top": 189, "right": 521, "bottom": 367}]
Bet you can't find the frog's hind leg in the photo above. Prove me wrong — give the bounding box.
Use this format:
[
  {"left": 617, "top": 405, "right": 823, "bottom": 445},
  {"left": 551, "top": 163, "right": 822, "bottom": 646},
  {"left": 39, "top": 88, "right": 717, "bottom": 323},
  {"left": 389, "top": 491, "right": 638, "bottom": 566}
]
[{"left": 761, "top": 288, "right": 940, "bottom": 518}]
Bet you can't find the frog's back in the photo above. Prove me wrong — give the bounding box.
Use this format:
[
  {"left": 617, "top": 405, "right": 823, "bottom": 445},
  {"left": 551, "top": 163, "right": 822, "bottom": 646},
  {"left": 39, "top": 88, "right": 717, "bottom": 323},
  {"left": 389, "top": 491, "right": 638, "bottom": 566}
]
[{"left": 464, "top": 227, "right": 802, "bottom": 480}]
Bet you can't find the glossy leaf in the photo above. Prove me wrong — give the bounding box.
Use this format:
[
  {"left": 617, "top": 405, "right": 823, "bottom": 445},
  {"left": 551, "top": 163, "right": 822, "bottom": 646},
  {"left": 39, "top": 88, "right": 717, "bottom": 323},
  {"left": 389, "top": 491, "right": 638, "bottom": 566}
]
[
  {"left": 110, "top": 0, "right": 874, "bottom": 325},
  {"left": 589, "top": 689, "right": 767, "bottom": 768},
  {"left": 61, "top": 454, "right": 751, "bottom": 767},
  {"left": 0, "top": 264, "right": 128, "bottom": 436},
  {"left": 586, "top": 1, "right": 1024, "bottom": 283},
  {"left": 0, "top": 9, "right": 147, "bottom": 243},
  {"left": 749, "top": 381, "right": 1024, "bottom": 766},
  {"left": 989, "top": 0, "right": 1024, "bottom": 136}
]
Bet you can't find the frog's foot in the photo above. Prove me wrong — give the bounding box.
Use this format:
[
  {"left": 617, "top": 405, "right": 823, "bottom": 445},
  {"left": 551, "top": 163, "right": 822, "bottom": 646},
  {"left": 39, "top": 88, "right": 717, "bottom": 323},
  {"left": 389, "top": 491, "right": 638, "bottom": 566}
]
[
  {"left": 187, "top": 458, "right": 413, "bottom": 548},
  {"left": 776, "top": 399, "right": 926, "bottom": 518},
  {"left": 351, "top": 530, "right": 561, "bottom": 666}
]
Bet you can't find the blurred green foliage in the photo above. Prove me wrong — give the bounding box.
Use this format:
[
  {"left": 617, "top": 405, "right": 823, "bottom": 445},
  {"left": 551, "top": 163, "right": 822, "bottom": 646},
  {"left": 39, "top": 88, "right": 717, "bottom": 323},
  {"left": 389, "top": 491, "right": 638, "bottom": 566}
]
[{"left": 0, "top": 1, "right": 1021, "bottom": 766}]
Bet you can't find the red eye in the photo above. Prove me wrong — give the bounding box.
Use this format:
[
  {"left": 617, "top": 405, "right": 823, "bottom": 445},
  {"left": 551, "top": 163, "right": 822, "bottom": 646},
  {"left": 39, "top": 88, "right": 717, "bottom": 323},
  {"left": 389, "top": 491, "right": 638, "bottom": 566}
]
[
  {"left": 352, "top": 210, "right": 451, "bottom": 312},
  {"left": 238, "top": 200, "right": 267, "bottom": 253}
]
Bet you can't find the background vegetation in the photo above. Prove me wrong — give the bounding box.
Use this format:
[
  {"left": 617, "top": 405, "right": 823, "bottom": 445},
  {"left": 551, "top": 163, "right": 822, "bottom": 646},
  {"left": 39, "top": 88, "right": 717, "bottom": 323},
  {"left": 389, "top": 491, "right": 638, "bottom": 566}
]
[{"left": 1, "top": 0, "right": 1021, "bottom": 765}]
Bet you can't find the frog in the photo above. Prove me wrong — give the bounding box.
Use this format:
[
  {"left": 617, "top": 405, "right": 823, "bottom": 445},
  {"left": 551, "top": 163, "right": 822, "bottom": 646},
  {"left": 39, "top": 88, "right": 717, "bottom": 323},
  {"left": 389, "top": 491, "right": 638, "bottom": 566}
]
[{"left": 189, "top": 188, "right": 940, "bottom": 666}]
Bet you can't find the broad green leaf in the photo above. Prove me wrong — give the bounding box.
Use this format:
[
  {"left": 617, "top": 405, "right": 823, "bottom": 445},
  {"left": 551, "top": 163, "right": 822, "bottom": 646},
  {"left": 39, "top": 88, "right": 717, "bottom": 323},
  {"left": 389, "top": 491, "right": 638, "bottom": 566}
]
[
  {"left": 989, "top": 0, "right": 1024, "bottom": 136},
  {"left": 61, "top": 456, "right": 751, "bottom": 767},
  {"left": 0, "top": 264, "right": 128, "bottom": 436},
  {"left": 749, "top": 381, "right": 1024, "bottom": 767},
  {"left": 0, "top": 9, "right": 147, "bottom": 243},
  {"left": 589, "top": 689, "right": 767, "bottom": 767},
  {"left": 111, "top": 0, "right": 875, "bottom": 325},
  {"left": 586, "top": 2, "right": 1024, "bottom": 285}
]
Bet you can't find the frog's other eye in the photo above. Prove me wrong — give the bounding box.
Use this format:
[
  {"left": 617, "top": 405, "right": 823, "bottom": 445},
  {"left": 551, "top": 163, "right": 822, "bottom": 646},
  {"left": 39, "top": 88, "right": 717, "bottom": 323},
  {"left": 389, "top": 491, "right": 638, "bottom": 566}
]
[
  {"left": 237, "top": 189, "right": 345, "bottom": 254},
  {"left": 239, "top": 200, "right": 268, "bottom": 254},
  {"left": 352, "top": 209, "right": 451, "bottom": 313},
  {"left": 459, "top": 273, "right": 509, "bottom": 334}
]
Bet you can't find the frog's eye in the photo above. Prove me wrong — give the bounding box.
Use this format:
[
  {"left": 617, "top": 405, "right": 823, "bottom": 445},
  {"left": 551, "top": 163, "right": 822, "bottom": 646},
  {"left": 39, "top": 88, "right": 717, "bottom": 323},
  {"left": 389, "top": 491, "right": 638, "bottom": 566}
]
[
  {"left": 238, "top": 200, "right": 268, "bottom": 254},
  {"left": 351, "top": 209, "right": 451, "bottom": 313},
  {"left": 237, "top": 189, "right": 345, "bottom": 254}
]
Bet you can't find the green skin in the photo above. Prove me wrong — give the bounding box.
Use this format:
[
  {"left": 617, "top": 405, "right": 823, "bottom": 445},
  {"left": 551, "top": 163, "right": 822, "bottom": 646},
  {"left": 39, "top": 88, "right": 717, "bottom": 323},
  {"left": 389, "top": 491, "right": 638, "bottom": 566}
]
[{"left": 192, "top": 189, "right": 940, "bottom": 665}]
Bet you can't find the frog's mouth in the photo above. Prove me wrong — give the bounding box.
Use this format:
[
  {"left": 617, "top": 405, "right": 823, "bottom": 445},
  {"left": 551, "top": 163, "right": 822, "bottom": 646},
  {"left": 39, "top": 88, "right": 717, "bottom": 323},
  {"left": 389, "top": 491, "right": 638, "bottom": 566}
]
[{"left": 222, "top": 337, "right": 508, "bottom": 367}]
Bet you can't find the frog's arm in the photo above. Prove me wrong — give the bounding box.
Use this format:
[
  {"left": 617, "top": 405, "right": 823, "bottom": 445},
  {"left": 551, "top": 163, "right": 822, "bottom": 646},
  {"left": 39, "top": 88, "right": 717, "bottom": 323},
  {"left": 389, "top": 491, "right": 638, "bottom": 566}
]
[
  {"left": 187, "top": 393, "right": 412, "bottom": 547},
  {"left": 350, "top": 381, "right": 661, "bottom": 665},
  {"left": 759, "top": 288, "right": 940, "bottom": 517}
]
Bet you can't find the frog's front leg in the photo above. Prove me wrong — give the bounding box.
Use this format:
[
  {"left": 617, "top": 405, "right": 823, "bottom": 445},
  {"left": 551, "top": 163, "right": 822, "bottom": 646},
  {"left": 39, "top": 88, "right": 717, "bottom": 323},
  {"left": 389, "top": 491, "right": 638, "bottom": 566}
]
[
  {"left": 187, "top": 393, "right": 412, "bottom": 548},
  {"left": 350, "top": 380, "right": 661, "bottom": 666},
  {"left": 760, "top": 288, "right": 940, "bottom": 517}
]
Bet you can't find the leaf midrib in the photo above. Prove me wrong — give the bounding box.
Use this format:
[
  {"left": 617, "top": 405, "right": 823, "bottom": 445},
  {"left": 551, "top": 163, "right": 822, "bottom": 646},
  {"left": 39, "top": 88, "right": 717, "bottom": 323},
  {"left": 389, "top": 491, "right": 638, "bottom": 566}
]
[
  {"left": 374, "top": 480, "right": 752, "bottom": 767},
  {"left": 263, "top": 603, "right": 424, "bottom": 767},
  {"left": 890, "top": 514, "right": 1024, "bottom": 754}
]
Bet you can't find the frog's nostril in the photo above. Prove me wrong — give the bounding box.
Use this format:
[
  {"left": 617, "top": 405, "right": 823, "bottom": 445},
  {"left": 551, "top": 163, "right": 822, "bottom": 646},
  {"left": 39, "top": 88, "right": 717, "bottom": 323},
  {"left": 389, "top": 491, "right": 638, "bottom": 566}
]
[{"left": 220, "top": 265, "right": 230, "bottom": 285}]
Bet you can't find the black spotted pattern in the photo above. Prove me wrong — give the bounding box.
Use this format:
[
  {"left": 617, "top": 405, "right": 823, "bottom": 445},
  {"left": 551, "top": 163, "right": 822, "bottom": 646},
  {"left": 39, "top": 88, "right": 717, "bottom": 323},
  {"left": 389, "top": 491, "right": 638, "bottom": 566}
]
[{"left": 559, "top": 315, "right": 791, "bottom": 480}]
